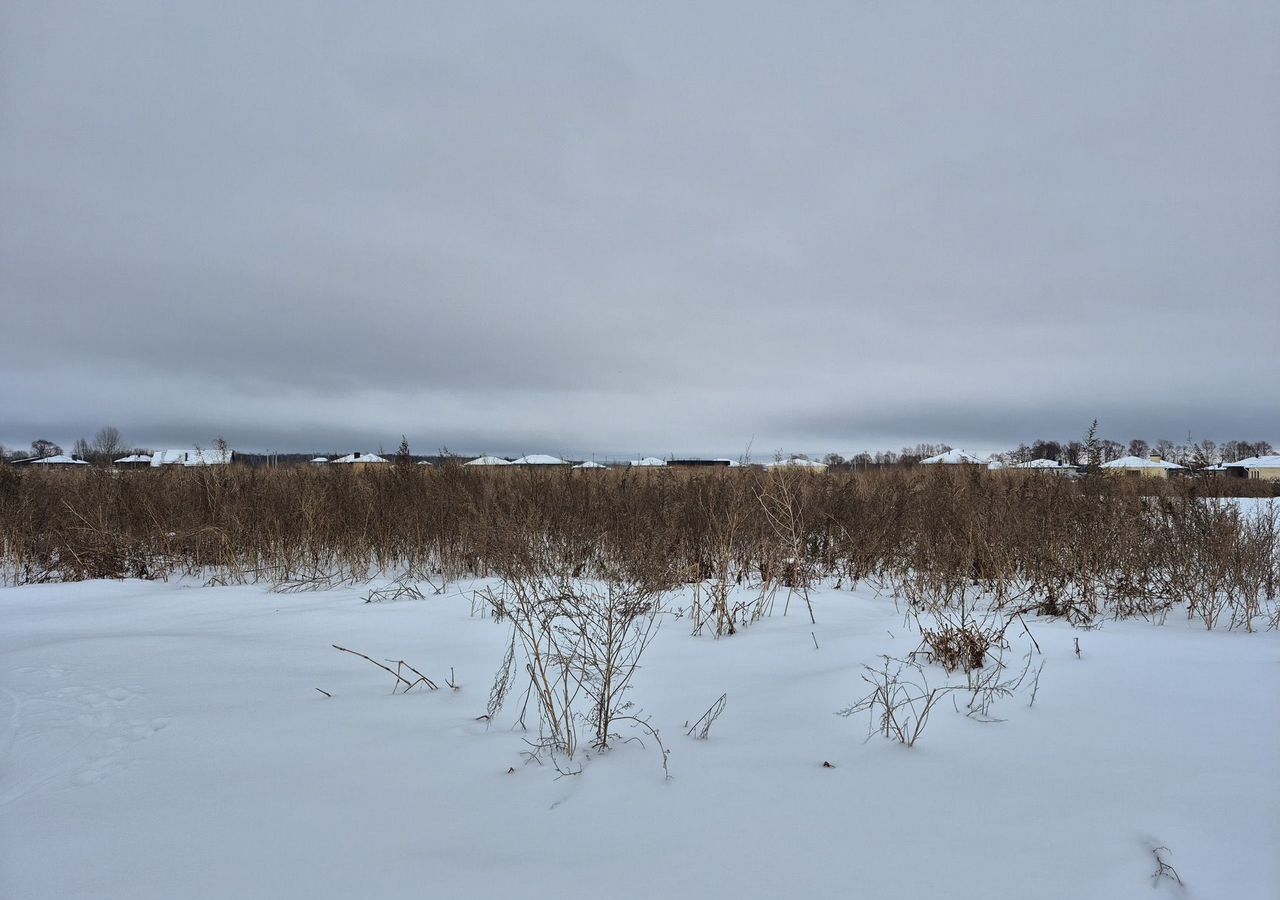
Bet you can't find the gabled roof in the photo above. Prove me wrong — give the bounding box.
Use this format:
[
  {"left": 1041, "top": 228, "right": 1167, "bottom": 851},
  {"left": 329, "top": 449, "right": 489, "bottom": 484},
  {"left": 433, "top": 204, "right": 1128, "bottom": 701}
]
[
  {"left": 627, "top": 457, "right": 667, "bottom": 467},
  {"left": 416, "top": 460, "right": 433, "bottom": 466},
  {"left": 22, "top": 454, "right": 89, "bottom": 465},
  {"left": 1224, "top": 454, "right": 1280, "bottom": 469},
  {"left": 1101, "top": 455, "right": 1184, "bottom": 470},
  {"left": 331, "top": 452, "right": 388, "bottom": 464},
  {"left": 920, "top": 449, "right": 986, "bottom": 465},
  {"left": 512, "top": 454, "right": 569, "bottom": 465},
  {"left": 310, "top": 456, "right": 330, "bottom": 463},
  {"left": 1013, "top": 459, "right": 1076, "bottom": 469},
  {"left": 464, "top": 455, "right": 512, "bottom": 466},
  {"left": 573, "top": 460, "right": 609, "bottom": 469},
  {"left": 114, "top": 454, "right": 152, "bottom": 464}
]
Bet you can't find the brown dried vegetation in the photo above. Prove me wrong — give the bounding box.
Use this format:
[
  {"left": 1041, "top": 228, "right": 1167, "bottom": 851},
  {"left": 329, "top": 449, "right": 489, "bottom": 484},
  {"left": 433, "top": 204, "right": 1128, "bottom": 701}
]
[{"left": 0, "top": 464, "right": 1275, "bottom": 631}]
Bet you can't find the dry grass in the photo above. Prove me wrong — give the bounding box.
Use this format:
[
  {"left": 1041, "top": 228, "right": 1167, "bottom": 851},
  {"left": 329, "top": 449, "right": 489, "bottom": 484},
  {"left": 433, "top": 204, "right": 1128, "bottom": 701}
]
[{"left": 1, "top": 463, "right": 1275, "bottom": 631}]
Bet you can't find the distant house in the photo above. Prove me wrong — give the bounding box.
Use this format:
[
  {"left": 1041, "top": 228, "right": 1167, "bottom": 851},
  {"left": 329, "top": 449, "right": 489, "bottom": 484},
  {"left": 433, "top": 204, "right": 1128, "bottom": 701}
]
[
  {"left": 416, "top": 460, "right": 433, "bottom": 467},
  {"left": 464, "top": 455, "right": 513, "bottom": 467},
  {"left": 511, "top": 454, "right": 570, "bottom": 466},
  {"left": 1223, "top": 455, "right": 1280, "bottom": 481},
  {"left": 114, "top": 454, "right": 153, "bottom": 468},
  {"left": 1012, "top": 459, "right": 1078, "bottom": 476},
  {"left": 150, "top": 449, "right": 191, "bottom": 467},
  {"left": 16, "top": 454, "right": 90, "bottom": 468},
  {"left": 919, "top": 449, "right": 987, "bottom": 466},
  {"left": 185, "top": 447, "right": 233, "bottom": 467},
  {"left": 627, "top": 457, "right": 667, "bottom": 468},
  {"left": 1100, "top": 455, "right": 1185, "bottom": 479},
  {"left": 668, "top": 458, "right": 733, "bottom": 469},
  {"left": 310, "top": 456, "right": 330, "bottom": 465},
  {"left": 766, "top": 457, "right": 828, "bottom": 471},
  {"left": 573, "top": 460, "right": 610, "bottom": 470},
  {"left": 149, "top": 447, "right": 233, "bottom": 467},
  {"left": 330, "top": 452, "right": 389, "bottom": 469}
]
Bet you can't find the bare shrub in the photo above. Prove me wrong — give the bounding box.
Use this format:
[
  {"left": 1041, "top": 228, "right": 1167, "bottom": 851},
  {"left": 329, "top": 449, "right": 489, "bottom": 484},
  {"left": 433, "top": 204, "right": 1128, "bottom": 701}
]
[{"left": 838, "top": 657, "right": 959, "bottom": 747}]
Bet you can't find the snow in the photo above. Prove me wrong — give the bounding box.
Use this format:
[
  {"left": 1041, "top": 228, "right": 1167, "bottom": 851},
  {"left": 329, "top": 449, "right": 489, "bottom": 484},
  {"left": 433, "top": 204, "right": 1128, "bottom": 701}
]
[
  {"left": 1013, "top": 459, "right": 1076, "bottom": 469},
  {"left": 310, "top": 457, "right": 329, "bottom": 464},
  {"left": 113, "top": 454, "right": 152, "bottom": 464},
  {"left": 148, "top": 448, "right": 231, "bottom": 467},
  {"left": 627, "top": 457, "right": 667, "bottom": 467},
  {"left": 1225, "top": 455, "right": 1280, "bottom": 469},
  {"left": 511, "top": 454, "right": 569, "bottom": 466},
  {"left": 15, "top": 454, "right": 88, "bottom": 466},
  {"left": 464, "top": 456, "right": 512, "bottom": 466},
  {"left": 184, "top": 447, "right": 232, "bottom": 467},
  {"left": 1101, "top": 455, "right": 1185, "bottom": 470},
  {"left": 3, "top": 575, "right": 1275, "bottom": 900},
  {"left": 331, "top": 453, "right": 388, "bottom": 464},
  {"left": 573, "top": 461, "right": 609, "bottom": 469},
  {"left": 920, "top": 449, "right": 987, "bottom": 465},
  {"left": 766, "top": 457, "right": 828, "bottom": 470},
  {"left": 149, "top": 449, "right": 190, "bottom": 467}
]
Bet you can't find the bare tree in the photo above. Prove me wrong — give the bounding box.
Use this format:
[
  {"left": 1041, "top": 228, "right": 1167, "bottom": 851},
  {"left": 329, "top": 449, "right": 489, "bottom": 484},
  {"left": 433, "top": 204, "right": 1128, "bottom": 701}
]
[
  {"left": 92, "top": 426, "right": 126, "bottom": 464},
  {"left": 30, "top": 439, "right": 61, "bottom": 459}
]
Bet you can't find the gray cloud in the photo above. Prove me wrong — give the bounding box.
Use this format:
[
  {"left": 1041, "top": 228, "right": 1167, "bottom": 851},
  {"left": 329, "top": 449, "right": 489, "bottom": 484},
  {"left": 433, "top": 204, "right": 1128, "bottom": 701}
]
[{"left": 3, "top": 2, "right": 1277, "bottom": 457}]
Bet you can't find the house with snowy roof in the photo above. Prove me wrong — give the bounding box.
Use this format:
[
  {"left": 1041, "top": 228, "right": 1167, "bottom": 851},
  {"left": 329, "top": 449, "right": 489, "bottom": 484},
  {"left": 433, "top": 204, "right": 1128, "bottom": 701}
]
[
  {"left": 464, "top": 455, "right": 513, "bottom": 467},
  {"left": 15, "top": 454, "right": 90, "bottom": 468},
  {"left": 1012, "top": 459, "right": 1078, "bottom": 476},
  {"left": 1100, "top": 455, "right": 1185, "bottom": 479},
  {"left": 330, "top": 452, "right": 388, "bottom": 468},
  {"left": 766, "top": 457, "right": 828, "bottom": 471},
  {"left": 1223, "top": 455, "right": 1280, "bottom": 482},
  {"left": 627, "top": 457, "right": 667, "bottom": 468},
  {"left": 511, "top": 454, "right": 569, "bottom": 466},
  {"left": 114, "top": 454, "right": 153, "bottom": 468},
  {"left": 919, "top": 449, "right": 987, "bottom": 466}
]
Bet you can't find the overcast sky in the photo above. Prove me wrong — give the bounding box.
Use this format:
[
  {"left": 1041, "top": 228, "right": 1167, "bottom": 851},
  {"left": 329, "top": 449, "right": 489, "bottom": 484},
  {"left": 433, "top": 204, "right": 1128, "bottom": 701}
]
[{"left": 3, "top": 2, "right": 1277, "bottom": 459}]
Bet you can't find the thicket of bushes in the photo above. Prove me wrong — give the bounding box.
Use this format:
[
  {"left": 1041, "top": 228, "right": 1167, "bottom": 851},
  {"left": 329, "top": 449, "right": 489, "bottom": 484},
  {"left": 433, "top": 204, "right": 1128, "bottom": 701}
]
[{"left": 1, "top": 464, "right": 1275, "bottom": 629}]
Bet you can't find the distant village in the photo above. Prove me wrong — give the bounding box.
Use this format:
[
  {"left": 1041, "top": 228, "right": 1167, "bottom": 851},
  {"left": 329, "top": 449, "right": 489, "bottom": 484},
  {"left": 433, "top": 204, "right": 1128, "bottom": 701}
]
[{"left": 3, "top": 428, "right": 1277, "bottom": 482}]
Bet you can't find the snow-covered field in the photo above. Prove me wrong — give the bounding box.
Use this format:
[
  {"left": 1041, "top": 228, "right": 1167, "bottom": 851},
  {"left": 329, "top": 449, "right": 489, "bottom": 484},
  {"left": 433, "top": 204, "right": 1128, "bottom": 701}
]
[{"left": 3, "top": 577, "right": 1277, "bottom": 899}]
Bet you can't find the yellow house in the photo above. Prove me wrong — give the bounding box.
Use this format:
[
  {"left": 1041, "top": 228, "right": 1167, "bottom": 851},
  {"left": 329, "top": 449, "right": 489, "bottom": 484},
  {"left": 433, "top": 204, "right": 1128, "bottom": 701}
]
[
  {"left": 1223, "top": 455, "right": 1280, "bottom": 481},
  {"left": 1100, "top": 455, "right": 1185, "bottom": 479}
]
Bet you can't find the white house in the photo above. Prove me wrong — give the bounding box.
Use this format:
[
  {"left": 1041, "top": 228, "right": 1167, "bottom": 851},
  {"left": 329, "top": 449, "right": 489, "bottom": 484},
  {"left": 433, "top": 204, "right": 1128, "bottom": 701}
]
[
  {"left": 627, "top": 457, "right": 667, "bottom": 468},
  {"left": 310, "top": 456, "right": 330, "bottom": 465},
  {"left": 573, "top": 460, "right": 610, "bottom": 470}
]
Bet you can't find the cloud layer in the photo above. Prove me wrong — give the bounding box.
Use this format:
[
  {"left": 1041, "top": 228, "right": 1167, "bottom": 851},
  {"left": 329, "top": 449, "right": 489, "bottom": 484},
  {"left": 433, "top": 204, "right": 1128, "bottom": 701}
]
[{"left": 3, "top": 2, "right": 1277, "bottom": 457}]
